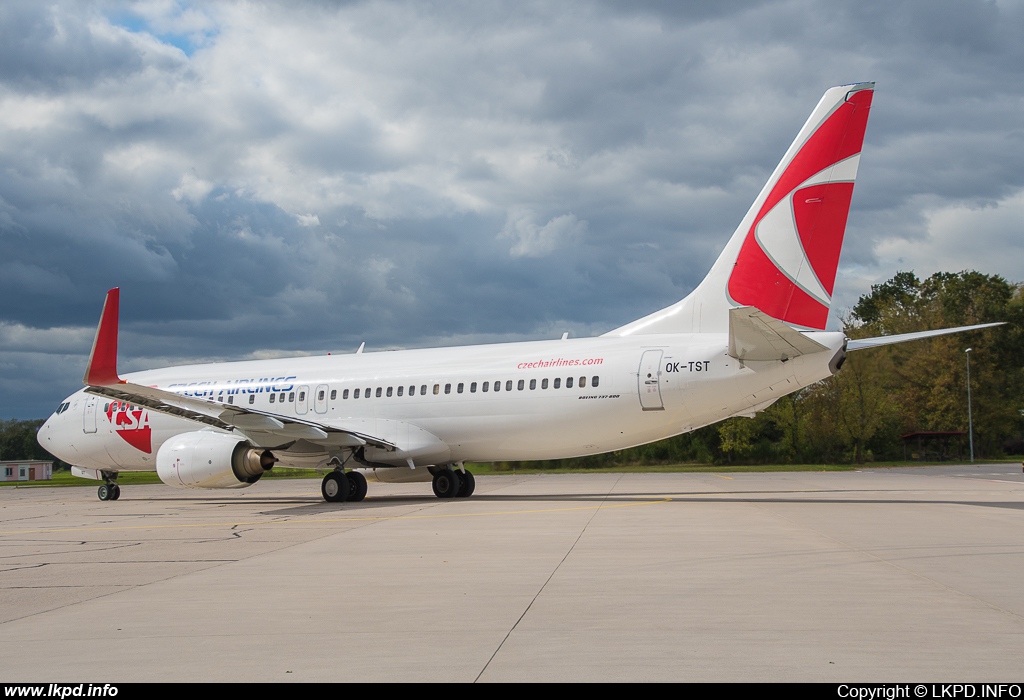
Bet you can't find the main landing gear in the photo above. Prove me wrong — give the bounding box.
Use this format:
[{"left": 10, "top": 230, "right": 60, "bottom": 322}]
[
  {"left": 432, "top": 467, "right": 475, "bottom": 499},
  {"left": 321, "top": 469, "right": 367, "bottom": 503},
  {"left": 97, "top": 472, "right": 120, "bottom": 501},
  {"left": 319, "top": 464, "right": 475, "bottom": 503}
]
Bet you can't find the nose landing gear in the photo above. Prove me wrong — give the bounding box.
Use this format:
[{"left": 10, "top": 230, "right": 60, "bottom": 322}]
[{"left": 97, "top": 473, "right": 120, "bottom": 501}]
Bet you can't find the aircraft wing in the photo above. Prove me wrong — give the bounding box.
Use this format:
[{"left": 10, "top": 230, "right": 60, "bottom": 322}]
[
  {"left": 846, "top": 322, "right": 1004, "bottom": 351},
  {"left": 82, "top": 288, "right": 395, "bottom": 452}
]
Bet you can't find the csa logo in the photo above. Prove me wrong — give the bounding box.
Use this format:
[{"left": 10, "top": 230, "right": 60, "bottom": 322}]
[{"left": 105, "top": 400, "right": 152, "bottom": 454}]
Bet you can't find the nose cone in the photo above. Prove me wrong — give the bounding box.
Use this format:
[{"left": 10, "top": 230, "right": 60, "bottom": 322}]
[
  {"left": 37, "top": 414, "right": 54, "bottom": 449},
  {"left": 37, "top": 400, "right": 76, "bottom": 463}
]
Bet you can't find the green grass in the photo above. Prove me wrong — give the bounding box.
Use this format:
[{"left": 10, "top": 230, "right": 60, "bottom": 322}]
[{"left": 1, "top": 470, "right": 164, "bottom": 487}]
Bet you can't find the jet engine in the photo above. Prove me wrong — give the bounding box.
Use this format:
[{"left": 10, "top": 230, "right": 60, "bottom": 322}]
[{"left": 156, "top": 431, "right": 276, "bottom": 489}]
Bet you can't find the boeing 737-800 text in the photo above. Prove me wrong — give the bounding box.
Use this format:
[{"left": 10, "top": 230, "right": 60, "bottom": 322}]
[{"left": 37, "top": 83, "right": 998, "bottom": 502}]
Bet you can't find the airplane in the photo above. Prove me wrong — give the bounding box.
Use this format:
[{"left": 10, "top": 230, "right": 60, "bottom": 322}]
[{"left": 37, "top": 82, "right": 1000, "bottom": 503}]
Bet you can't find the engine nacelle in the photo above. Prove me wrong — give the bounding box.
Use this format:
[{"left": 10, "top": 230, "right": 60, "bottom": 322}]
[{"left": 156, "top": 431, "right": 276, "bottom": 489}]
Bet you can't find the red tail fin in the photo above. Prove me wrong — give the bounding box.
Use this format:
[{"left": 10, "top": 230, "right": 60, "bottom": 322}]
[
  {"left": 726, "top": 85, "right": 873, "bottom": 329},
  {"left": 607, "top": 83, "right": 874, "bottom": 337}
]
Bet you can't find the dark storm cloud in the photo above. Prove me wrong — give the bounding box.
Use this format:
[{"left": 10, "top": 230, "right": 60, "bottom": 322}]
[
  {"left": 3, "top": 0, "right": 1024, "bottom": 418},
  {"left": 0, "top": 2, "right": 150, "bottom": 91}
]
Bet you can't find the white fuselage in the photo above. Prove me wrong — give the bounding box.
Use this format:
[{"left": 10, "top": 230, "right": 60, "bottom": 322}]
[{"left": 39, "top": 332, "right": 846, "bottom": 473}]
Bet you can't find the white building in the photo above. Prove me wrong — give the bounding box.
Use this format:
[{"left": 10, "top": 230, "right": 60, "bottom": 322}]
[{"left": 2, "top": 460, "right": 52, "bottom": 482}]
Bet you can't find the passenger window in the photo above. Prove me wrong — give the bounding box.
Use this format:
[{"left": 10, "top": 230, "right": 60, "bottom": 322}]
[
  {"left": 433, "top": 384, "right": 440, "bottom": 395},
  {"left": 421, "top": 385, "right": 427, "bottom": 395},
  {"left": 482, "top": 381, "right": 489, "bottom": 392},
  {"left": 592, "top": 376, "right": 599, "bottom": 388},
  {"left": 386, "top": 387, "right": 393, "bottom": 397},
  {"left": 318, "top": 390, "right": 325, "bottom": 401},
  {"left": 343, "top": 389, "right": 350, "bottom": 399},
  {"left": 228, "top": 396, "right": 234, "bottom": 405},
  {"left": 330, "top": 390, "right": 337, "bottom": 400},
  {"left": 299, "top": 391, "right": 306, "bottom": 402},
  {"left": 365, "top": 387, "right": 371, "bottom": 398},
  {"left": 529, "top": 379, "right": 536, "bottom": 390},
  {"left": 517, "top": 380, "right": 525, "bottom": 391},
  {"left": 354, "top": 388, "right": 360, "bottom": 399},
  {"left": 554, "top": 378, "right": 561, "bottom": 389},
  {"left": 397, "top": 386, "right": 404, "bottom": 396},
  {"left": 249, "top": 395, "right": 255, "bottom": 405},
  {"left": 566, "top": 377, "right": 574, "bottom": 388},
  {"left": 457, "top": 383, "right": 464, "bottom": 394},
  {"left": 541, "top": 378, "right": 548, "bottom": 389},
  {"left": 103, "top": 403, "right": 109, "bottom": 412},
  {"left": 445, "top": 383, "right": 451, "bottom": 394},
  {"left": 376, "top": 387, "right": 382, "bottom": 398},
  {"left": 409, "top": 385, "right": 415, "bottom": 396},
  {"left": 270, "top": 394, "right": 276, "bottom": 403},
  {"left": 579, "top": 376, "right": 586, "bottom": 388},
  {"left": 493, "top": 380, "right": 500, "bottom": 392},
  {"left": 288, "top": 392, "right": 294, "bottom": 402},
  {"left": 506, "top": 380, "right": 513, "bottom": 391}
]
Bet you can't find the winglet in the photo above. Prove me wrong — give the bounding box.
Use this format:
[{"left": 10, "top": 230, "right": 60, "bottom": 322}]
[{"left": 84, "top": 287, "right": 124, "bottom": 386}]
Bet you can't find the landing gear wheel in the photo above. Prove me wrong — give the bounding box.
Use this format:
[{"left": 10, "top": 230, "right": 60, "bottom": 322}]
[
  {"left": 110, "top": 484, "right": 121, "bottom": 501},
  {"left": 456, "top": 470, "right": 475, "bottom": 498},
  {"left": 432, "top": 468, "right": 461, "bottom": 499},
  {"left": 97, "top": 484, "right": 111, "bottom": 501},
  {"left": 321, "top": 471, "right": 349, "bottom": 503},
  {"left": 346, "top": 471, "right": 367, "bottom": 502}
]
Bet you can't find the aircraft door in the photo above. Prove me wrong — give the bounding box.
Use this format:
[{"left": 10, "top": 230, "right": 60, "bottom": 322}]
[
  {"left": 314, "top": 384, "right": 328, "bottom": 414},
  {"left": 638, "top": 350, "right": 665, "bottom": 411},
  {"left": 296, "top": 385, "right": 309, "bottom": 415},
  {"left": 83, "top": 396, "right": 97, "bottom": 433}
]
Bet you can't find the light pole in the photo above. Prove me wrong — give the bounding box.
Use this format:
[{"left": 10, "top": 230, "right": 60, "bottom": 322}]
[{"left": 966, "top": 348, "right": 974, "bottom": 464}]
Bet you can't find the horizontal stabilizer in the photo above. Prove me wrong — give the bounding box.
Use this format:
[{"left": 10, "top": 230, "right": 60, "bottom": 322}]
[
  {"left": 728, "top": 306, "right": 829, "bottom": 361},
  {"left": 846, "top": 322, "right": 1004, "bottom": 351}
]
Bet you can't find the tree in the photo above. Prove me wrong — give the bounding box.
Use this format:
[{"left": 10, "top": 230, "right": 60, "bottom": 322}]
[
  {"left": 847, "top": 270, "right": 1024, "bottom": 458},
  {"left": 0, "top": 419, "right": 57, "bottom": 462}
]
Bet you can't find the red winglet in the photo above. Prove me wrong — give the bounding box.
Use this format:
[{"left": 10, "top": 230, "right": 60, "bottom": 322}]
[{"left": 83, "top": 287, "right": 124, "bottom": 386}]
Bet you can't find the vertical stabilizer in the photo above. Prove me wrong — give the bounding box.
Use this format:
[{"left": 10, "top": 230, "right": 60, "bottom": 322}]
[{"left": 607, "top": 82, "right": 874, "bottom": 336}]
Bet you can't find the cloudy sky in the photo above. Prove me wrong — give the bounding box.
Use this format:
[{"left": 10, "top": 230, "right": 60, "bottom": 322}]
[{"left": 2, "top": 0, "right": 1023, "bottom": 418}]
